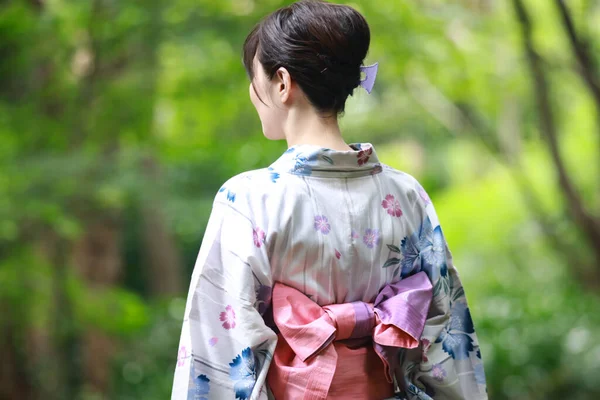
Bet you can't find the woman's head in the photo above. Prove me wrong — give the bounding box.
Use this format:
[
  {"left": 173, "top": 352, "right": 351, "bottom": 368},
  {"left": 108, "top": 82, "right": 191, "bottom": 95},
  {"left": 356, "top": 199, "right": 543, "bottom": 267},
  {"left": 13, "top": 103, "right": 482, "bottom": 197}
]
[{"left": 243, "top": 0, "right": 371, "bottom": 140}]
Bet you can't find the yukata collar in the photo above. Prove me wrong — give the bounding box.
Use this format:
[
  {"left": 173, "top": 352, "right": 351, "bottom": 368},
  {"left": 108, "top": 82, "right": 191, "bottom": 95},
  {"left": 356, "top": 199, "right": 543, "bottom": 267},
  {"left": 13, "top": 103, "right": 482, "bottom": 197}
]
[{"left": 269, "top": 143, "right": 383, "bottom": 178}]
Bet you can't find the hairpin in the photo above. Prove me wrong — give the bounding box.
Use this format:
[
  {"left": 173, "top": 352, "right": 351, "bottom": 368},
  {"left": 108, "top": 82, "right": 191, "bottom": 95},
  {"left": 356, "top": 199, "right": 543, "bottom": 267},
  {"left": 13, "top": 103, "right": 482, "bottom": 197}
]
[{"left": 359, "top": 62, "right": 378, "bottom": 94}]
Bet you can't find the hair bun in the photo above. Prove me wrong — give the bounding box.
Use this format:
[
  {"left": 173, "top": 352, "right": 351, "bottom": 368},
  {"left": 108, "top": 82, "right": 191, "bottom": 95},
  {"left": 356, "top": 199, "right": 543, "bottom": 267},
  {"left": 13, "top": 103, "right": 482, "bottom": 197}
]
[
  {"left": 243, "top": 0, "right": 371, "bottom": 115},
  {"left": 317, "top": 53, "right": 361, "bottom": 96}
]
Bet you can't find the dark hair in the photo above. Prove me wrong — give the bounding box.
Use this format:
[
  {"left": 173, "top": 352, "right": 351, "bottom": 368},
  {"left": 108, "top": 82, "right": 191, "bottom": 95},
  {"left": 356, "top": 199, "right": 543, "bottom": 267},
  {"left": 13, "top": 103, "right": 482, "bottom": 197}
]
[{"left": 243, "top": 0, "right": 371, "bottom": 115}]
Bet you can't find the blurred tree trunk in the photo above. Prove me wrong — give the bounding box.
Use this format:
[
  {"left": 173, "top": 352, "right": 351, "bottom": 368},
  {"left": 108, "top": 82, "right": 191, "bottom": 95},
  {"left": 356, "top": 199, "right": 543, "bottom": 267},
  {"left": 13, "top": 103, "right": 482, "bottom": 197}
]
[
  {"left": 137, "top": 0, "right": 183, "bottom": 297},
  {"left": 409, "top": 0, "right": 600, "bottom": 289},
  {"left": 70, "top": 218, "right": 122, "bottom": 393},
  {"left": 512, "top": 0, "right": 600, "bottom": 287},
  {"left": 141, "top": 156, "right": 183, "bottom": 296},
  {"left": 0, "top": 322, "right": 34, "bottom": 400},
  {"left": 66, "top": 0, "right": 181, "bottom": 392}
]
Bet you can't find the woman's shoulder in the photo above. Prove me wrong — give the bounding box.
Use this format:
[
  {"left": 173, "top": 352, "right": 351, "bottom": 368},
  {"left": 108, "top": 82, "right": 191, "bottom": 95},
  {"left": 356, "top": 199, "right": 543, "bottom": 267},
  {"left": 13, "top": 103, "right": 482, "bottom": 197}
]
[
  {"left": 212, "top": 167, "right": 287, "bottom": 208},
  {"left": 381, "top": 163, "right": 425, "bottom": 189},
  {"left": 379, "top": 163, "right": 433, "bottom": 208}
]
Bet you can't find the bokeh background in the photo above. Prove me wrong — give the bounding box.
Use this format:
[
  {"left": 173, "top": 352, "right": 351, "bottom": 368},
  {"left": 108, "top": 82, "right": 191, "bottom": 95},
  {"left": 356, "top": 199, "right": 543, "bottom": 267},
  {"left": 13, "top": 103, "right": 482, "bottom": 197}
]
[{"left": 1, "top": 0, "right": 600, "bottom": 399}]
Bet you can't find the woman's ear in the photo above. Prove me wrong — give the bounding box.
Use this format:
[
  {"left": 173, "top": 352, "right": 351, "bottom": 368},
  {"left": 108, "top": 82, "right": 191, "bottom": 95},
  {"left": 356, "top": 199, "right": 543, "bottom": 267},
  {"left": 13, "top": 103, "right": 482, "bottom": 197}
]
[{"left": 276, "top": 67, "right": 292, "bottom": 104}]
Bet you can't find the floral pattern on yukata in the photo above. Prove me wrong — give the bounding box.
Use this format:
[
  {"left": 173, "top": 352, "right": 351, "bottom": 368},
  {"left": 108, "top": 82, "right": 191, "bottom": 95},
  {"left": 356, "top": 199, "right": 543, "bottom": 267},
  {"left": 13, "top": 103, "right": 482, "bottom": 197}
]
[
  {"left": 382, "top": 194, "right": 403, "bottom": 217},
  {"left": 382, "top": 216, "right": 447, "bottom": 281},
  {"left": 229, "top": 347, "right": 256, "bottom": 400},
  {"left": 187, "top": 362, "right": 210, "bottom": 400},
  {"left": 291, "top": 151, "right": 319, "bottom": 175},
  {"left": 432, "top": 363, "right": 446, "bottom": 382},
  {"left": 218, "top": 186, "right": 236, "bottom": 203},
  {"left": 420, "top": 339, "right": 431, "bottom": 362},
  {"left": 267, "top": 167, "right": 280, "bottom": 183},
  {"left": 177, "top": 346, "right": 188, "bottom": 367},
  {"left": 172, "top": 143, "right": 486, "bottom": 400},
  {"left": 436, "top": 301, "right": 475, "bottom": 360},
  {"left": 357, "top": 147, "right": 373, "bottom": 166},
  {"left": 314, "top": 215, "right": 331, "bottom": 234},
  {"left": 252, "top": 227, "right": 266, "bottom": 248},
  {"left": 363, "top": 228, "right": 381, "bottom": 248},
  {"left": 219, "top": 305, "right": 236, "bottom": 330}
]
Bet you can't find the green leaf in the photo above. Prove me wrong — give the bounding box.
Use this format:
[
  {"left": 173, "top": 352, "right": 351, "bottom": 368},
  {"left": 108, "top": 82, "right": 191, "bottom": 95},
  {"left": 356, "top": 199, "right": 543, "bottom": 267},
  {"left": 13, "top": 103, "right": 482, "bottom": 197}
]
[
  {"left": 393, "top": 266, "right": 400, "bottom": 277},
  {"left": 383, "top": 257, "right": 401, "bottom": 268},
  {"left": 387, "top": 244, "right": 401, "bottom": 253},
  {"left": 321, "top": 155, "right": 334, "bottom": 164},
  {"left": 432, "top": 278, "right": 442, "bottom": 297},
  {"left": 452, "top": 286, "right": 465, "bottom": 302}
]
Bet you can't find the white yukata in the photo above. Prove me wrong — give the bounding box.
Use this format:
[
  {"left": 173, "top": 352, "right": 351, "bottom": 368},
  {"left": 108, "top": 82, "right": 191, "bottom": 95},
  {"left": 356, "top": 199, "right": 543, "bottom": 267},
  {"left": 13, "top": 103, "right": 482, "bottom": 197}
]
[{"left": 171, "top": 143, "right": 487, "bottom": 400}]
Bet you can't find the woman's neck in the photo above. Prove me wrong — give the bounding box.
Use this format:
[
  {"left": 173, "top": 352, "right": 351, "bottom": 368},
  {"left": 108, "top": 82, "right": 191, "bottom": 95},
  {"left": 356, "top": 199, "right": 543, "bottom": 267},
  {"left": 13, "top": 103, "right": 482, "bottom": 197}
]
[{"left": 283, "top": 106, "right": 353, "bottom": 151}]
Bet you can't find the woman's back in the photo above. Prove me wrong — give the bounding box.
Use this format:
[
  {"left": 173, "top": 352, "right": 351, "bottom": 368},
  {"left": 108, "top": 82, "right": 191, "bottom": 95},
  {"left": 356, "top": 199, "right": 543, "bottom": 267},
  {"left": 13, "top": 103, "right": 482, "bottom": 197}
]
[
  {"left": 172, "top": 143, "right": 486, "bottom": 399},
  {"left": 241, "top": 143, "right": 430, "bottom": 306},
  {"left": 171, "top": 1, "right": 486, "bottom": 398}
]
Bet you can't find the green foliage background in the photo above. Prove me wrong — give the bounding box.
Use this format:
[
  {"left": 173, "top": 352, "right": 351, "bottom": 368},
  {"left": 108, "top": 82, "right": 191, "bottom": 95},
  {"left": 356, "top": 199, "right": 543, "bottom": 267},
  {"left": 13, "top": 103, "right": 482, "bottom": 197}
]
[{"left": 1, "top": 0, "right": 600, "bottom": 399}]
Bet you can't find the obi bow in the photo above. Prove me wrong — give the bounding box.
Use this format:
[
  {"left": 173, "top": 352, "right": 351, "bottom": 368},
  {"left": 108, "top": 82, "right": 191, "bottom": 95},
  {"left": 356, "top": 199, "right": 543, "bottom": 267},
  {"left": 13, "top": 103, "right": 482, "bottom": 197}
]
[{"left": 267, "top": 272, "right": 433, "bottom": 400}]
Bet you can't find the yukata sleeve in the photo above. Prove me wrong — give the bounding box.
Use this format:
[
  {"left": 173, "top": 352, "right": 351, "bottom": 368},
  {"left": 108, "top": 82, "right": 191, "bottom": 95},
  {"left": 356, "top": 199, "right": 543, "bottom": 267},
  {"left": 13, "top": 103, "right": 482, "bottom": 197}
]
[
  {"left": 398, "top": 183, "right": 488, "bottom": 400},
  {"left": 171, "top": 198, "right": 276, "bottom": 400}
]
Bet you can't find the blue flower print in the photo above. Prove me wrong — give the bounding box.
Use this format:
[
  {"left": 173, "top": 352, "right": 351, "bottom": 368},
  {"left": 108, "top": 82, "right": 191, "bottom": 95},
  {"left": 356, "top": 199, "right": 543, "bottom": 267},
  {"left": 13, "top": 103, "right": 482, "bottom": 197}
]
[
  {"left": 418, "top": 218, "right": 447, "bottom": 281},
  {"left": 219, "top": 186, "right": 236, "bottom": 202},
  {"left": 400, "top": 235, "right": 420, "bottom": 278},
  {"left": 392, "top": 216, "right": 447, "bottom": 281},
  {"left": 187, "top": 362, "right": 210, "bottom": 400},
  {"left": 419, "top": 224, "right": 445, "bottom": 267},
  {"left": 292, "top": 151, "right": 319, "bottom": 176},
  {"left": 227, "top": 190, "right": 236, "bottom": 202},
  {"left": 436, "top": 301, "right": 475, "bottom": 360},
  {"left": 267, "top": 167, "right": 280, "bottom": 183},
  {"left": 229, "top": 347, "right": 256, "bottom": 400}
]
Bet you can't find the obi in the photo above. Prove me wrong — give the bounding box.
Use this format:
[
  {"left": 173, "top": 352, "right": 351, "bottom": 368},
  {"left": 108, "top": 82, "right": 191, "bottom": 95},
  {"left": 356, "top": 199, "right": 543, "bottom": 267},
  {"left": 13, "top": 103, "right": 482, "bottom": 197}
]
[{"left": 267, "top": 271, "right": 433, "bottom": 400}]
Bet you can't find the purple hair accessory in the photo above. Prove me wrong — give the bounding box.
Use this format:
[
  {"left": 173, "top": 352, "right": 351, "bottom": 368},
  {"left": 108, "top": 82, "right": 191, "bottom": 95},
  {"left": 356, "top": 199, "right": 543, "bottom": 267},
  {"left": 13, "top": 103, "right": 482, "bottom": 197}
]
[{"left": 359, "top": 62, "right": 379, "bottom": 94}]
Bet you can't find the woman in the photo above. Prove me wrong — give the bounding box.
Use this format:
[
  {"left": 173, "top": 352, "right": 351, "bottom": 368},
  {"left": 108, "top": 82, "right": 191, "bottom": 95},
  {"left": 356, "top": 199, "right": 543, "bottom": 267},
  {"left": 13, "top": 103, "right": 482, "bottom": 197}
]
[{"left": 172, "top": 1, "right": 487, "bottom": 399}]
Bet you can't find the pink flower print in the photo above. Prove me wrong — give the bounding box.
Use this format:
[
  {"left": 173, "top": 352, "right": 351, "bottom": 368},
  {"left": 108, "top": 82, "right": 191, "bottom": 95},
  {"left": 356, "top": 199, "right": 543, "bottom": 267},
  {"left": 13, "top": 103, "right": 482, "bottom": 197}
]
[
  {"left": 418, "top": 184, "right": 431, "bottom": 205},
  {"left": 177, "top": 346, "right": 187, "bottom": 367},
  {"left": 208, "top": 337, "right": 218, "bottom": 347},
  {"left": 314, "top": 215, "right": 331, "bottom": 235},
  {"left": 335, "top": 249, "right": 341, "bottom": 259},
  {"left": 381, "top": 194, "right": 403, "bottom": 217},
  {"left": 357, "top": 147, "right": 373, "bottom": 166},
  {"left": 219, "top": 305, "right": 236, "bottom": 330},
  {"left": 421, "top": 339, "right": 431, "bottom": 362},
  {"left": 363, "top": 229, "right": 381, "bottom": 248},
  {"left": 351, "top": 230, "right": 360, "bottom": 240},
  {"left": 253, "top": 227, "right": 266, "bottom": 248},
  {"left": 432, "top": 363, "right": 447, "bottom": 382}
]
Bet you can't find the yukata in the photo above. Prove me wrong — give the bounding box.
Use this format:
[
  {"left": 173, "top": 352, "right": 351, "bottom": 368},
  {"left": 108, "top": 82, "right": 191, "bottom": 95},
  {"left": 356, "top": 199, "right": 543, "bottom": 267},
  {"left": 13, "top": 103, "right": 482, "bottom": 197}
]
[{"left": 171, "top": 143, "right": 487, "bottom": 400}]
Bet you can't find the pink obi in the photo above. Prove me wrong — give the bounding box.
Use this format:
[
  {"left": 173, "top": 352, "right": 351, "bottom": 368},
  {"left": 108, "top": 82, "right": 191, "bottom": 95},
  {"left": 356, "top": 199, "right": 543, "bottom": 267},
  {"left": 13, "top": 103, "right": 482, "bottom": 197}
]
[{"left": 267, "top": 271, "right": 433, "bottom": 400}]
